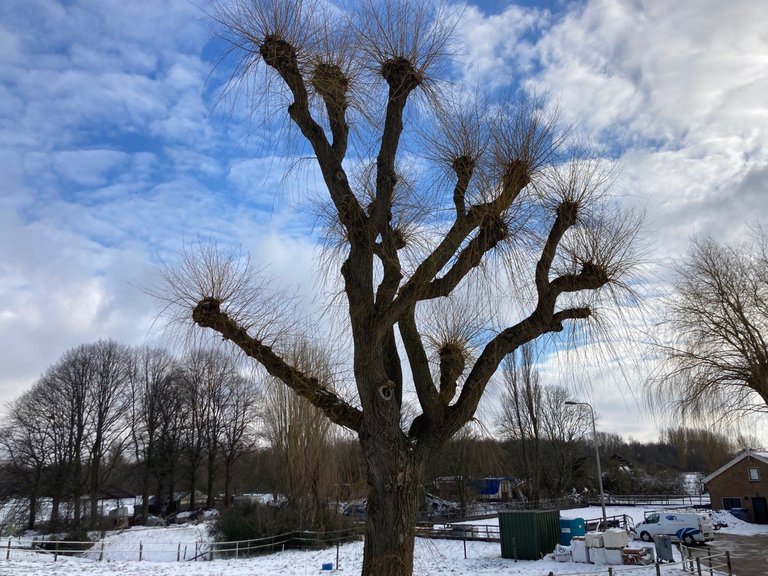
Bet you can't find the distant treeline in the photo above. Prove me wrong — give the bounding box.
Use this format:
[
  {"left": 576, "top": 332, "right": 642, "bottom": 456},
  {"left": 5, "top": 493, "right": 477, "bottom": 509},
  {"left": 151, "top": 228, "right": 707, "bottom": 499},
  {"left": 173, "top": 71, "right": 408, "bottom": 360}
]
[{"left": 0, "top": 339, "right": 757, "bottom": 535}]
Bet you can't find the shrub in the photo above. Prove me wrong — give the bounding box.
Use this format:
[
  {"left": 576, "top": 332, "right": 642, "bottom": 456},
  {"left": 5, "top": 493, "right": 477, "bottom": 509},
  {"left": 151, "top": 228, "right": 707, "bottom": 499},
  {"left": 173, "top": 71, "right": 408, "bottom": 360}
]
[{"left": 213, "top": 501, "right": 359, "bottom": 556}]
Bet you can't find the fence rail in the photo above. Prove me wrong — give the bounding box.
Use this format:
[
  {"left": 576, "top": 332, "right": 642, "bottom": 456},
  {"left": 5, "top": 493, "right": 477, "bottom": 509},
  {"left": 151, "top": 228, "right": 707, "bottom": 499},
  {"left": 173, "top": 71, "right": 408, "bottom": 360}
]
[
  {"left": 599, "top": 495, "right": 711, "bottom": 508},
  {"left": 419, "top": 496, "right": 585, "bottom": 523},
  {"left": 415, "top": 523, "right": 501, "bottom": 542},
  {"left": 3, "top": 527, "right": 366, "bottom": 563},
  {"left": 4, "top": 534, "right": 735, "bottom": 576},
  {"left": 680, "top": 543, "right": 732, "bottom": 576}
]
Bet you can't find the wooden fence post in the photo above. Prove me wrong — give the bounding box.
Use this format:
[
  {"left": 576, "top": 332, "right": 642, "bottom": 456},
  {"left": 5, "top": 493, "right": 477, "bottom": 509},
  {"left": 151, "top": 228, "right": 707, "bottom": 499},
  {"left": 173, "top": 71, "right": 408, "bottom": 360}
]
[
  {"left": 54, "top": 540, "right": 58, "bottom": 562},
  {"left": 99, "top": 540, "right": 105, "bottom": 561},
  {"left": 707, "top": 548, "right": 713, "bottom": 576},
  {"left": 513, "top": 536, "right": 517, "bottom": 562},
  {"left": 695, "top": 557, "right": 702, "bottom": 576},
  {"left": 139, "top": 541, "right": 143, "bottom": 561},
  {"left": 726, "top": 550, "right": 732, "bottom": 576},
  {"left": 177, "top": 542, "right": 181, "bottom": 562},
  {"left": 6, "top": 539, "right": 10, "bottom": 560}
]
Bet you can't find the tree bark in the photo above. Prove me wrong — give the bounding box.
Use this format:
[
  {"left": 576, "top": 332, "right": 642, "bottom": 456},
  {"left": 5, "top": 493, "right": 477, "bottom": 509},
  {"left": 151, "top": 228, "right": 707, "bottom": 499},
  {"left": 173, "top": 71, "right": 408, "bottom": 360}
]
[
  {"left": 140, "top": 483, "right": 149, "bottom": 522},
  {"left": 359, "top": 424, "right": 424, "bottom": 576},
  {"left": 28, "top": 490, "right": 37, "bottom": 531},
  {"left": 89, "top": 452, "right": 100, "bottom": 529},
  {"left": 49, "top": 495, "right": 60, "bottom": 533},
  {"left": 223, "top": 458, "right": 232, "bottom": 508},
  {"left": 73, "top": 458, "right": 82, "bottom": 530},
  {"left": 206, "top": 451, "right": 216, "bottom": 508}
]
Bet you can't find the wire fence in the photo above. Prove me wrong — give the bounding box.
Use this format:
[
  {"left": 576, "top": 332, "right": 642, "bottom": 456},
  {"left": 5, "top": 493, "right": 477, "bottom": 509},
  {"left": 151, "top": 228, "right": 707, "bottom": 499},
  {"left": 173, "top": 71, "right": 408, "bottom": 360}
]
[
  {"left": 3, "top": 535, "right": 734, "bottom": 576},
  {"left": 679, "top": 543, "right": 732, "bottom": 576},
  {"left": 601, "top": 496, "right": 711, "bottom": 508},
  {"left": 2, "top": 520, "right": 733, "bottom": 576},
  {"left": 415, "top": 523, "right": 501, "bottom": 541},
  {"left": 2, "top": 527, "right": 366, "bottom": 563}
]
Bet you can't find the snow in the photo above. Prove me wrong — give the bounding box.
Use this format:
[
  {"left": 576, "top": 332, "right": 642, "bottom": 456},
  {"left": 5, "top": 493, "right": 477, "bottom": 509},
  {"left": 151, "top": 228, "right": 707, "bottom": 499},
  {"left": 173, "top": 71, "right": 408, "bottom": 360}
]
[
  {"left": 81, "top": 524, "right": 211, "bottom": 562},
  {"left": 1, "top": 505, "right": 764, "bottom": 575},
  {"left": 709, "top": 509, "right": 768, "bottom": 536},
  {"left": 459, "top": 504, "right": 768, "bottom": 536},
  {"left": 1, "top": 533, "right": 694, "bottom": 576}
]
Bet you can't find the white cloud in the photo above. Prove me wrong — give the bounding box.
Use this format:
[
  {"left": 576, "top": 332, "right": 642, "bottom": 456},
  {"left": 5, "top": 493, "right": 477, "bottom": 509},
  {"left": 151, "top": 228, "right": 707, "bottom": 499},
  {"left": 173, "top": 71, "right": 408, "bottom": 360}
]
[
  {"left": 449, "top": 0, "right": 768, "bottom": 441},
  {"left": 453, "top": 3, "right": 545, "bottom": 86},
  {"left": 1, "top": 0, "right": 766, "bottom": 446},
  {"left": 51, "top": 149, "right": 130, "bottom": 187}
]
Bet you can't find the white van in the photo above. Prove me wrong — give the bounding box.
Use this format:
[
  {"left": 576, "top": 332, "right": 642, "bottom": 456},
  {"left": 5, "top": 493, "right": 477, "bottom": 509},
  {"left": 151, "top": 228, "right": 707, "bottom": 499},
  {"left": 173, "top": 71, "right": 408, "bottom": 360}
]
[{"left": 634, "top": 511, "right": 714, "bottom": 545}]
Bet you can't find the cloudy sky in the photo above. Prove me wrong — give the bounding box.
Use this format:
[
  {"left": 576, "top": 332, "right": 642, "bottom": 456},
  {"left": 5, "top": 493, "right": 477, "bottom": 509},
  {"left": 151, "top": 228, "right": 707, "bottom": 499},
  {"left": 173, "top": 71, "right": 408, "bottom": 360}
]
[{"left": 1, "top": 0, "right": 767, "bottom": 442}]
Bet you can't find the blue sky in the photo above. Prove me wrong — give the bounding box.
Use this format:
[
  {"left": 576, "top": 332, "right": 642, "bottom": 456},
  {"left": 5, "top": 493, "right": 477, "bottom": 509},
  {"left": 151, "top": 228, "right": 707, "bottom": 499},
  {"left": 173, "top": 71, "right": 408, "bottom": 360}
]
[{"left": 2, "top": 0, "right": 767, "bottom": 441}]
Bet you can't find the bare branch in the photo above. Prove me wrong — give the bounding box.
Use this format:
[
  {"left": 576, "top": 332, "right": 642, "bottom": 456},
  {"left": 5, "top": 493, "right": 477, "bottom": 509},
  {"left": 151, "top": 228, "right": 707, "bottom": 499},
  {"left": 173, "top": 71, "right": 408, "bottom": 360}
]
[
  {"left": 193, "top": 297, "right": 362, "bottom": 431},
  {"left": 211, "top": 0, "right": 367, "bottom": 237},
  {"left": 653, "top": 231, "right": 768, "bottom": 422}
]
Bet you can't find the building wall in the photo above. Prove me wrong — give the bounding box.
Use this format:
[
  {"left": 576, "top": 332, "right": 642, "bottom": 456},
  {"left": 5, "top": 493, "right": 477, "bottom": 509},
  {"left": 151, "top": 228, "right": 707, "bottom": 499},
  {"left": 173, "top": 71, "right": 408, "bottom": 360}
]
[{"left": 707, "top": 457, "right": 768, "bottom": 523}]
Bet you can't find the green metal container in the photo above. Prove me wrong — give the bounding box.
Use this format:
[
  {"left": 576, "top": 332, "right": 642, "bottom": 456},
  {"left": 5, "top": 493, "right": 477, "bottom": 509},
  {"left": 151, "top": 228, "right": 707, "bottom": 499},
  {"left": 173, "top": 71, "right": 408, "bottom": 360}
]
[{"left": 498, "top": 510, "right": 560, "bottom": 560}]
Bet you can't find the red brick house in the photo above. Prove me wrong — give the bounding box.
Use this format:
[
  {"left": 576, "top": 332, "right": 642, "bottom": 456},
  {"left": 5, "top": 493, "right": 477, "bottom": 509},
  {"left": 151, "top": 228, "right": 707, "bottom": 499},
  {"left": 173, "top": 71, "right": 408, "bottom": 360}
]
[{"left": 704, "top": 450, "right": 768, "bottom": 524}]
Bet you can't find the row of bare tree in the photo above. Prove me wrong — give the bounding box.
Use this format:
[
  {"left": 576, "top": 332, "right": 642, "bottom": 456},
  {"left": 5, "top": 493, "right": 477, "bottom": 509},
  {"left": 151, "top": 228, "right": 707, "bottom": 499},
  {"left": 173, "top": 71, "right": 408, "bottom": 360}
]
[
  {"left": 0, "top": 340, "right": 259, "bottom": 532},
  {"left": 497, "top": 345, "right": 593, "bottom": 501}
]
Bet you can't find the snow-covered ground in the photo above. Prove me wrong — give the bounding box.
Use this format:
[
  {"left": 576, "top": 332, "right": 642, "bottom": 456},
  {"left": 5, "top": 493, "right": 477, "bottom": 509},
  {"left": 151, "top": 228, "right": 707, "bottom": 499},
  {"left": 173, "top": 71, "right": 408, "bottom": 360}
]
[
  {"left": 2, "top": 532, "right": 693, "bottom": 576},
  {"left": 459, "top": 504, "right": 768, "bottom": 537},
  {"left": 1, "top": 505, "right": 763, "bottom": 576}
]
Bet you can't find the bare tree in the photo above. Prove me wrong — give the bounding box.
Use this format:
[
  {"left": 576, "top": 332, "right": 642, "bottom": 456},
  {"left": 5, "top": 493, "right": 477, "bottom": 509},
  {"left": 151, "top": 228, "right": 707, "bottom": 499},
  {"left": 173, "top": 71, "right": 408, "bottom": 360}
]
[
  {"left": 157, "top": 2, "right": 641, "bottom": 574},
  {"left": 128, "top": 346, "right": 179, "bottom": 521},
  {"left": 17, "top": 371, "right": 77, "bottom": 532},
  {"left": 261, "top": 341, "right": 338, "bottom": 529},
  {"left": 498, "top": 350, "right": 593, "bottom": 498},
  {"left": 180, "top": 347, "right": 237, "bottom": 509},
  {"left": 83, "top": 341, "right": 131, "bottom": 528},
  {"left": 498, "top": 344, "right": 543, "bottom": 500},
  {"left": 21, "top": 341, "right": 131, "bottom": 530},
  {"left": 654, "top": 230, "right": 768, "bottom": 421},
  {"left": 0, "top": 392, "right": 49, "bottom": 530},
  {"left": 155, "top": 369, "right": 185, "bottom": 513},
  {"left": 538, "top": 385, "right": 591, "bottom": 495},
  {"left": 48, "top": 347, "right": 90, "bottom": 529},
  {"left": 220, "top": 372, "right": 259, "bottom": 507}
]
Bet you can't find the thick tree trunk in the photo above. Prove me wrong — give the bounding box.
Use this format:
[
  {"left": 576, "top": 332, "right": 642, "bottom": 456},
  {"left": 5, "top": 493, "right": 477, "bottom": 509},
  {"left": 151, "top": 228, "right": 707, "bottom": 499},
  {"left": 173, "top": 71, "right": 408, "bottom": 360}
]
[
  {"left": 28, "top": 491, "right": 37, "bottom": 531},
  {"left": 168, "top": 469, "right": 176, "bottom": 514},
  {"left": 359, "top": 427, "right": 424, "bottom": 576},
  {"left": 141, "top": 476, "right": 150, "bottom": 521},
  {"left": 49, "top": 495, "right": 60, "bottom": 533},
  {"left": 206, "top": 452, "right": 215, "bottom": 508},
  {"left": 223, "top": 458, "right": 233, "bottom": 508},
  {"left": 189, "top": 470, "right": 197, "bottom": 511},
  {"left": 73, "top": 470, "right": 82, "bottom": 530},
  {"left": 90, "top": 457, "right": 100, "bottom": 529}
]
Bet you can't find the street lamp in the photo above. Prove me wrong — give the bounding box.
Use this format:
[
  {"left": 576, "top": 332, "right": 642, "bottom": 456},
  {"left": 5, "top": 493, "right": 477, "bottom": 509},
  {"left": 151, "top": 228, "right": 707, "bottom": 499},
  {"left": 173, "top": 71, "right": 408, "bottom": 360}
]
[{"left": 565, "top": 400, "right": 608, "bottom": 529}]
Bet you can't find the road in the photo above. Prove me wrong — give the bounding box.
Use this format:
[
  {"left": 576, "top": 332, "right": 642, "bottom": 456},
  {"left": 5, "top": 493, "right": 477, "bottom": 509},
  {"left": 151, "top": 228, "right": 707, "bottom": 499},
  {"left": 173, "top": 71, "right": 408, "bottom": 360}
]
[{"left": 706, "top": 533, "right": 768, "bottom": 576}]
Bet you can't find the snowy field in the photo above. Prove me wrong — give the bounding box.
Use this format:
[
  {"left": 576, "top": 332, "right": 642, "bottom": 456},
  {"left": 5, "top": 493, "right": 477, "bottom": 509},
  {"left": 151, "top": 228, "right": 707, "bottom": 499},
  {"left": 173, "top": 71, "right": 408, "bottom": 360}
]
[
  {"left": 1, "top": 505, "right": 763, "bottom": 576},
  {"left": 1, "top": 535, "right": 694, "bottom": 576},
  {"left": 462, "top": 504, "right": 768, "bottom": 537}
]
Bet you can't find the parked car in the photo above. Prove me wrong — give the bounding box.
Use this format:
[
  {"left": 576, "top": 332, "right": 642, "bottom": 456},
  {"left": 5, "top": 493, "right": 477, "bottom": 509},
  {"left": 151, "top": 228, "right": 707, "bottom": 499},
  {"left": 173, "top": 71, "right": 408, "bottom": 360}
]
[
  {"left": 634, "top": 511, "right": 714, "bottom": 545},
  {"left": 134, "top": 514, "right": 165, "bottom": 527}
]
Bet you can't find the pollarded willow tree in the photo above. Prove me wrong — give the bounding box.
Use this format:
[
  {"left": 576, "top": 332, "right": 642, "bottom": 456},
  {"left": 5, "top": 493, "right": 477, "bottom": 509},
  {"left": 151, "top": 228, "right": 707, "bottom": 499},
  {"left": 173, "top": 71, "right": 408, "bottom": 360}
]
[{"left": 161, "top": 2, "right": 641, "bottom": 575}]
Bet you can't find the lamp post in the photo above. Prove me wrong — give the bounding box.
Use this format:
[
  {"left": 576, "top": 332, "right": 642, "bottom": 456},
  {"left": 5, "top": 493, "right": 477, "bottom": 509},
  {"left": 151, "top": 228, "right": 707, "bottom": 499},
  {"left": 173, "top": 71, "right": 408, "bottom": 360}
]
[{"left": 565, "top": 400, "right": 608, "bottom": 529}]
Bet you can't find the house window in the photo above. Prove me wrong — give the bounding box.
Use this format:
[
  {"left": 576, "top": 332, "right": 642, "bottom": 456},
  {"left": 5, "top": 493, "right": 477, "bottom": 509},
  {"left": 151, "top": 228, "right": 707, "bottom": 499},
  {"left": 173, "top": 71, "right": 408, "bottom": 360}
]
[
  {"left": 748, "top": 467, "right": 760, "bottom": 481},
  {"left": 722, "top": 497, "right": 742, "bottom": 510}
]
